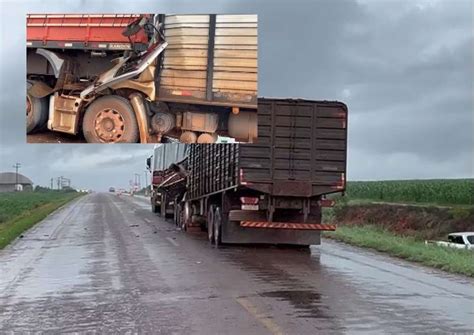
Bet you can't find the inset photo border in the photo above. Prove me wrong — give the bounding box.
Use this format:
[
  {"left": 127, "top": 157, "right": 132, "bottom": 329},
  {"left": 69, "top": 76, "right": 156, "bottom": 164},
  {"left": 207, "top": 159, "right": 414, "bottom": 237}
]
[{"left": 26, "top": 14, "right": 258, "bottom": 144}]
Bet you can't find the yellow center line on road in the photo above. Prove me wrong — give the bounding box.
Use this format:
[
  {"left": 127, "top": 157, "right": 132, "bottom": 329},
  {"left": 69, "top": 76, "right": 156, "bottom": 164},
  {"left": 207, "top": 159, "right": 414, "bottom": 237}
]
[{"left": 235, "top": 297, "right": 285, "bottom": 335}]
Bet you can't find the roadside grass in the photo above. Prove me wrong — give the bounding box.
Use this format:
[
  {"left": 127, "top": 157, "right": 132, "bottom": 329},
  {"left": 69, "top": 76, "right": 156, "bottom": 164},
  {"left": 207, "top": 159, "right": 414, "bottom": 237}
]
[
  {"left": 341, "top": 179, "right": 473, "bottom": 206},
  {"left": 344, "top": 198, "right": 474, "bottom": 211},
  {"left": 325, "top": 225, "right": 474, "bottom": 277},
  {"left": 0, "top": 192, "right": 82, "bottom": 249}
]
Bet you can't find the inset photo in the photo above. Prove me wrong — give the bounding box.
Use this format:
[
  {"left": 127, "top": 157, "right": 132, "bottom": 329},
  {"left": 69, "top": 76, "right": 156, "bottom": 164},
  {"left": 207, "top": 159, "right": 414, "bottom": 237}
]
[{"left": 26, "top": 14, "right": 258, "bottom": 144}]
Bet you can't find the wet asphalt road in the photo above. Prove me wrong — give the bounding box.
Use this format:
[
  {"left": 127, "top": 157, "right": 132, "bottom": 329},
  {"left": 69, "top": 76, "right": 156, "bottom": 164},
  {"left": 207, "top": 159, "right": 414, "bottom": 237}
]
[{"left": 0, "top": 193, "right": 472, "bottom": 334}]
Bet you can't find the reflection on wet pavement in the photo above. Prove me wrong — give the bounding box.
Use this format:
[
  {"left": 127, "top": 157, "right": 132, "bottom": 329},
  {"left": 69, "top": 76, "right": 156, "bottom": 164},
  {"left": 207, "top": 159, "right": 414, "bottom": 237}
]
[{"left": 0, "top": 193, "right": 472, "bottom": 334}]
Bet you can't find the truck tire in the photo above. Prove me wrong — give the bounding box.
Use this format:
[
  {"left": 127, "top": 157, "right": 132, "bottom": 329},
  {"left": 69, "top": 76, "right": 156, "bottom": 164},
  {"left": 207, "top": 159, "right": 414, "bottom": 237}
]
[
  {"left": 176, "top": 204, "right": 185, "bottom": 229},
  {"left": 82, "top": 95, "right": 139, "bottom": 143},
  {"left": 214, "top": 207, "right": 223, "bottom": 246},
  {"left": 174, "top": 203, "right": 180, "bottom": 227},
  {"left": 183, "top": 202, "right": 192, "bottom": 232},
  {"left": 27, "top": 94, "right": 48, "bottom": 134},
  {"left": 160, "top": 193, "right": 167, "bottom": 218},
  {"left": 151, "top": 202, "right": 159, "bottom": 213},
  {"left": 207, "top": 205, "right": 216, "bottom": 244}
]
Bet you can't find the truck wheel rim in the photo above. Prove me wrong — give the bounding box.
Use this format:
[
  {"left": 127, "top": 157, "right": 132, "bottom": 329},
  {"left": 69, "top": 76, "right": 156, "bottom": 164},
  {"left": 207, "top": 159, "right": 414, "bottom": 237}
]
[{"left": 95, "top": 108, "right": 125, "bottom": 142}]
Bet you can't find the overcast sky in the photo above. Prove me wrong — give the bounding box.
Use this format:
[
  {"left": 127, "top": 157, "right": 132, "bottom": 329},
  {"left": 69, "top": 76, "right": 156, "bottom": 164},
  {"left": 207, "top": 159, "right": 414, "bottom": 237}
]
[{"left": 0, "top": 0, "right": 472, "bottom": 191}]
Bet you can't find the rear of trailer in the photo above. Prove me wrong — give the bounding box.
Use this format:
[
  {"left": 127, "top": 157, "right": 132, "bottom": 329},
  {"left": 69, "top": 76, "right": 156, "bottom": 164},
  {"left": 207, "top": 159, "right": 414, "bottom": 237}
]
[{"left": 183, "top": 98, "right": 347, "bottom": 245}]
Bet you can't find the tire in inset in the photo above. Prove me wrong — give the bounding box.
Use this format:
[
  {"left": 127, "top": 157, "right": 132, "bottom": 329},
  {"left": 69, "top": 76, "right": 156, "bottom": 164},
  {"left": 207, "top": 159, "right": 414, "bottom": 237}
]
[
  {"left": 27, "top": 93, "right": 48, "bottom": 134},
  {"left": 82, "top": 95, "right": 139, "bottom": 143}
]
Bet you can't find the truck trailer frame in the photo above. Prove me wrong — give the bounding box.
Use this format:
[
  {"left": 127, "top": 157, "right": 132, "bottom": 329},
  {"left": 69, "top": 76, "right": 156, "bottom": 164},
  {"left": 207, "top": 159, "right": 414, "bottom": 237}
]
[{"left": 149, "top": 98, "right": 348, "bottom": 246}]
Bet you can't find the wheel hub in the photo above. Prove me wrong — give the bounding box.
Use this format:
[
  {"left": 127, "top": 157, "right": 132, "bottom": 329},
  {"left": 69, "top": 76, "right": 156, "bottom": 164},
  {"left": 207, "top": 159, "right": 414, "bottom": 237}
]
[{"left": 94, "top": 109, "right": 125, "bottom": 142}]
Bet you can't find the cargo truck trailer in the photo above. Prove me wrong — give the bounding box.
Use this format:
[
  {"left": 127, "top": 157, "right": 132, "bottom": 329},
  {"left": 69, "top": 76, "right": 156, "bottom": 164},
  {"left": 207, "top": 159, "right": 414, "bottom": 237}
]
[
  {"left": 26, "top": 14, "right": 258, "bottom": 143},
  {"left": 147, "top": 98, "right": 348, "bottom": 246}
]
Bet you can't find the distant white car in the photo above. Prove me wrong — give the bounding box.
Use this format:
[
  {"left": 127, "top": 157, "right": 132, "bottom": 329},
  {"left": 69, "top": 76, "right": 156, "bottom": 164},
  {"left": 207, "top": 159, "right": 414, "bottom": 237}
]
[{"left": 426, "top": 232, "right": 474, "bottom": 251}]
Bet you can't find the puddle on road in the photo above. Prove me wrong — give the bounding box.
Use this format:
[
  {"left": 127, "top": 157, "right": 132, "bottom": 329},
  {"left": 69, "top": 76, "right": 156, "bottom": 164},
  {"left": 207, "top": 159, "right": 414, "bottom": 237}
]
[
  {"left": 219, "top": 246, "right": 334, "bottom": 322},
  {"left": 11, "top": 244, "right": 91, "bottom": 300},
  {"left": 259, "top": 290, "right": 327, "bottom": 319}
]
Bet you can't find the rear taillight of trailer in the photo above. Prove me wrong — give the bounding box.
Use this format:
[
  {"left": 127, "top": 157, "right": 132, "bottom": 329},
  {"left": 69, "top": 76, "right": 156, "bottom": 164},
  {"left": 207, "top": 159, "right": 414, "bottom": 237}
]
[
  {"left": 240, "top": 197, "right": 259, "bottom": 210},
  {"left": 332, "top": 173, "right": 345, "bottom": 190},
  {"left": 239, "top": 169, "right": 247, "bottom": 185}
]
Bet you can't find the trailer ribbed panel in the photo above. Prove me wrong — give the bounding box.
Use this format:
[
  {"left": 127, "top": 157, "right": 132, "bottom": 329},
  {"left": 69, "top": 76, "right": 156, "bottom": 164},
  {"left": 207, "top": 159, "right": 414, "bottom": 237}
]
[
  {"left": 158, "top": 14, "right": 258, "bottom": 108},
  {"left": 186, "top": 98, "right": 348, "bottom": 200}
]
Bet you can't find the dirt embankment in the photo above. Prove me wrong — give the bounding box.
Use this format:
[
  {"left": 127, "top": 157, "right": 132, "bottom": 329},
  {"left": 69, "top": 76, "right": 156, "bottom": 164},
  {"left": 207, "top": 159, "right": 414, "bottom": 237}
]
[{"left": 332, "top": 203, "right": 474, "bottom": 240}]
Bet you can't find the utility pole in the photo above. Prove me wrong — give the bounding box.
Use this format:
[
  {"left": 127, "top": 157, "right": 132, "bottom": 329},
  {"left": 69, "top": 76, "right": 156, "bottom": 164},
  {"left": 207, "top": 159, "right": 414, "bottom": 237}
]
[
  {"left": 12, "top": 163, "right": 21, "bottom": 191},
  {"left": 144, "top": 170, "right": 149, "bottom": 196},
  {"left": 50, "top": 178, "right": 54, "bottom": 189},
  {"left": 134, "top": 173, "right": 141, "bottom": 191}
]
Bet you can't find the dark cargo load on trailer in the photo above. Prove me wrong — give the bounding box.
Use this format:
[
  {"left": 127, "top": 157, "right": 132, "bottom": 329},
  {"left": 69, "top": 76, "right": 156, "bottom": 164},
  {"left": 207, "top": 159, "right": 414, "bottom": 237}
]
[{"left": 187, "top": 98, "right": 347, "bottom": 200}]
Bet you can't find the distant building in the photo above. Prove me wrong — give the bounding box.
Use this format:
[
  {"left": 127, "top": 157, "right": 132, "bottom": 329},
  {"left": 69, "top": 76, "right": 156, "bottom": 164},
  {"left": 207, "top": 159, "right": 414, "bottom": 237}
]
[{"left": 0, "top": 172, "right": 34, "bottom": 192}]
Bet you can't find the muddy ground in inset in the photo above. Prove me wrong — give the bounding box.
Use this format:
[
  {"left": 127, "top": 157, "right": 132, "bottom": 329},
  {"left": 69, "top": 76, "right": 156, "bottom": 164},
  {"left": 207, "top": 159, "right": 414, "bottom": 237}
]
[{"left": 27, "top": 130, "right": 85, "bottom": 143}]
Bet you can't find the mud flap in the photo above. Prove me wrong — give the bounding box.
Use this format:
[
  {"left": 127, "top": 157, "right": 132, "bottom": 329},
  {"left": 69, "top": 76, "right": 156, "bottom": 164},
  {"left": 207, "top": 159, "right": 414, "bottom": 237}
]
[
  {"left": 27, "top": 80, "right": 54, "bottom": 99},
  {"left": 36, "top": 48, "right": 65, "bottom": 78},
  {"left": 129, "top": 93, "right": 150, "bottom": 143},
  {"left": 221, "top": 220, "right": 322, "bottom": 245}
]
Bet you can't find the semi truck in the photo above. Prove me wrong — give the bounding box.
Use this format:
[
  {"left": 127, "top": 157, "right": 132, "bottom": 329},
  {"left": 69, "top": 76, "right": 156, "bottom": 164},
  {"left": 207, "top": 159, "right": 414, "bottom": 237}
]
[
  {"left": 26, "top": 14, "right": 258, "bottom": 143},
  {"left": 147, "top": 98, "right": 348, "bottom": 246}
]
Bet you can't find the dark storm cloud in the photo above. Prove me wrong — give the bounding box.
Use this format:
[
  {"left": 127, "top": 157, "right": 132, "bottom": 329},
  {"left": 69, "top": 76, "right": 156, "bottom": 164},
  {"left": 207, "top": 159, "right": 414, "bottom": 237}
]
[{"left": 0, "top": 0, "right": 472, "bottom": 189}]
